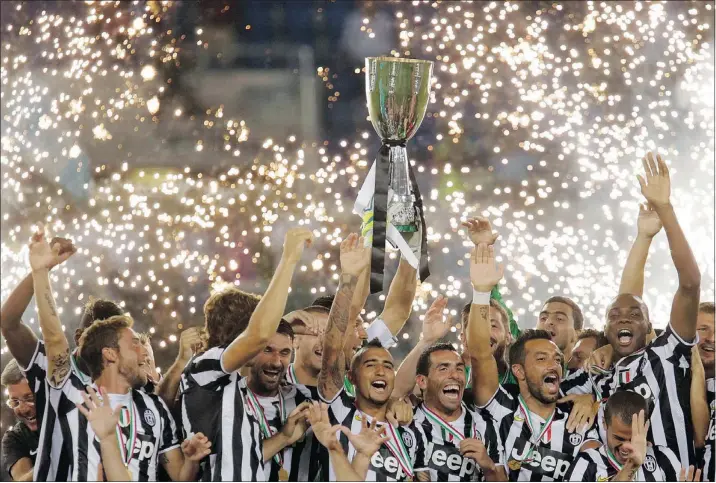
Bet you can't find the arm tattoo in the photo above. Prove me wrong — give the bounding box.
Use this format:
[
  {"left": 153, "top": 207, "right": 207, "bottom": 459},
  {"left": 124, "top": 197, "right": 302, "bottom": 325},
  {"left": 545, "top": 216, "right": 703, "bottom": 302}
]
[
  {"left": 479, "top": 306, "right": 489, "bottom": 319},
  {"left": 43, "top": 289, "right": 58, "bottom": 317},
  {"left": 50, "top": 348, "right": 70, "bottom": 385},
  {"left": 160, "top": 452, "right": 169, "bottom": 466},
  {"left": 319, "top": 274, "right": 358, "bottom": 393}
]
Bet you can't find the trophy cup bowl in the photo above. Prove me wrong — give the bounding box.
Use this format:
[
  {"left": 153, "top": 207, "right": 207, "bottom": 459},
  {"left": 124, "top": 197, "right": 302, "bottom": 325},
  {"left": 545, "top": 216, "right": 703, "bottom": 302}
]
[{"left": 365, "top": 57, "right": 433, "bottom": 142}]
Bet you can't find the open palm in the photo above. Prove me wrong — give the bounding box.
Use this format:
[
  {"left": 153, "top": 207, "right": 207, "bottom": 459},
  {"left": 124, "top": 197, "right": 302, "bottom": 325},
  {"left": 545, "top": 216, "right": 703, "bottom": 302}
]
[
  {"left": 470, "top": 243, "right": 505, "bottom": 292},
  {"left": 341, "top": 418, "right": 390, "bottom": 458},
  {"left": 422, "top": 295, "right": 452, "bottom": 343}
]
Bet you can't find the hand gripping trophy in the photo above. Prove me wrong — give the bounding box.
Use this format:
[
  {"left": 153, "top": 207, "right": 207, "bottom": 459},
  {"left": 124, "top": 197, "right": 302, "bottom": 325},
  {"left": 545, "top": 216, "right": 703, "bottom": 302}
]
[{"left": 353, "top": 57, "right": 433, "bottom": 293}]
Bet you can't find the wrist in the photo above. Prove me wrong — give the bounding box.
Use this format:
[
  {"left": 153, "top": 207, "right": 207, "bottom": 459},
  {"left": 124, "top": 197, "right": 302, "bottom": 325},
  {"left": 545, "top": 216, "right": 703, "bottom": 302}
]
[
  {"left": 651, "top": 201, "right": 673, "bottom": 212},
  {"left": 471, "top": 288, "right": 491, "bottom": 304},
  {"left": 636, "top": 232, "right": 656, "bottom": 241},
  {"left": 31, "top": 267, "right": 50, "bottom": 275}
]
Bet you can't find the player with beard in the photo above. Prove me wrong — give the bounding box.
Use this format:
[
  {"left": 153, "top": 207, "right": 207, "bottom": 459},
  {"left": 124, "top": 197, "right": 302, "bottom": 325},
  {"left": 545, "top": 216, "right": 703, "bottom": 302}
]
[
  {"left": 1, "top": 359, "right": 39, "bottom": 481},
  {"left": 413, "top": 343, "right": 504, "bottom": 481},
  {"left": 567, "top": 330, "right": 608, "bottom": 372},
  {"left": 179, "top": 227, "right": 314, "bottom": 481},
  {"left": 565, "top": 391, "right": 680, "bottom": 481},
  {"left": 468, "top": 243, "right": 599, "bottom": 482},
  {"left": 240, "top": 320, "right": 320, "bottom": 481},
  {"left": 695, "top": 302, "right": 715, "bottom": 479},
  {"left": 317, "top": 233, "right": 429, "bottom": 481},
  {"left": 562, "top": 153, "right": 702, "bottom": 468},
  {"left": 536, "top": 296, "right": 583, "bottom": 372}
]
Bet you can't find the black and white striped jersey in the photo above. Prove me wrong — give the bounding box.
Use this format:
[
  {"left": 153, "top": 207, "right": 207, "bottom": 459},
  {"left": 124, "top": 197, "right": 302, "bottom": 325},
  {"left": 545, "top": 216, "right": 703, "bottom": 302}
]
[
  {"left": 413, "top": 402, "right": 503, "bottom": 481},
  {"left": 564, "top": 444, "right": 681, "bottom": 482},
  {"left": 480, "top": 385, "right": 599, "bottom": 482},
  {"left": 179, "top": 346, "right": 265, "bottom": 481},
  {"left": 33, "top": 371, "right": 179, "bottom": 482},
  {"left": 237, "top": 378, "right": 323, "bottom": 481},
  {"left": 19, "top": 340, "right": 92, "bottom": 436},
  {"left": 561, "top": 324, "right": 697, "bottom": 467},
  {"left": 702, "top": 377, "right": 714, "bottom": 481},
  {"left": 326, "top": 389, "right": 429, "bottom": 481}
]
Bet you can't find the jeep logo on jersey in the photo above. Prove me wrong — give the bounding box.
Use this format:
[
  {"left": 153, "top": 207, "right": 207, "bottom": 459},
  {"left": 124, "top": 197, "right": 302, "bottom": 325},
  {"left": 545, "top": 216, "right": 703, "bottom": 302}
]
[
  {"left": 133, "top": 433, "right": 157, "bottom": 462},
  {"left": 370, "top": 447, "right": 409, "bottom": 479},
  {"left": 425, "top": 442, "right": 476, "bottom": 478},
  {"left": 509, "top": 440, "right": 572, "bottom": 480},
  {"left": 643, "top": 455, "right": 657, "bottom": 473},
  {"left": 707, "top": 417, "right": 715, "bottom": 441}
]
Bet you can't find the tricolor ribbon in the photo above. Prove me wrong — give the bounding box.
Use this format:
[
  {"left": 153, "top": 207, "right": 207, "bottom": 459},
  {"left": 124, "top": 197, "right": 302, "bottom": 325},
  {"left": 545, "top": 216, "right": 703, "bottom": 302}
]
[
  {"left": 420, "top": 404, "right": 476, "bottom": 443},
  {"left": 245, "top": 388, "right": 286, "bottom": 467},
  {"left": 516, "top": 395, "right": 555, "bottom": 464},
  {"left": 114, "top": 396, "right": 137, "bottom": 472},
  {"left": 286, "top": 364, "right": 298, "bottom": 385},
  {"left": 382, "top": 422, "right": 414, "bottom": 479},
  {"left": 606, "top": 447, "right": 636, "bottom": 481}
]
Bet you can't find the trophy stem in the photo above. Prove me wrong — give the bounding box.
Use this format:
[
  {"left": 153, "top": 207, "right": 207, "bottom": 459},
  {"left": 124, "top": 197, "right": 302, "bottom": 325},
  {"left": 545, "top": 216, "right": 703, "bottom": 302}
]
[{"left": 387, "top": 145, "right": 417, "bottom": 233}]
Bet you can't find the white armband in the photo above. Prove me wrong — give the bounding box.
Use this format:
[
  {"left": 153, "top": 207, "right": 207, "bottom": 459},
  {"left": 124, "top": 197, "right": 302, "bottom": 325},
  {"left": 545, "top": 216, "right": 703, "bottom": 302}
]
[
  {"left": 472, "top": 290, "right": 491, "bottom": 305},
  {"left": 366, "top": 318, "right": 398, "bottom": 348}
]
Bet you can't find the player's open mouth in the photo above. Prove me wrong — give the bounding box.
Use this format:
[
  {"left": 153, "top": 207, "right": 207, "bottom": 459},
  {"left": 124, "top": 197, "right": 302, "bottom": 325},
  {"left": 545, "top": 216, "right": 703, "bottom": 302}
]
[
  {"left": 701, "top": 343, "right": 714, "bottom": 353},
  {"left": 618, "top": 447, "right": 630, "bottom": 459},
  {"left": 442, "top": 384, "right": 461, "bottom": 400},
  {"left": 371, "top": 380, "right": 388, "bottom": 393},
  {"left": 24, "top": 415, "right": 36, "bottom": 423},
  {"left": 262, "top": 368, "right": 281, "bottom": 381},
  {"left": 543, "top": 373, "right": 559, "bottom": 393},
  {"left": 618, "top": 329, "right": 633, "bottom": 346},
  {"left": 314, "top": 349, "right": 323, "bottom": 357}
]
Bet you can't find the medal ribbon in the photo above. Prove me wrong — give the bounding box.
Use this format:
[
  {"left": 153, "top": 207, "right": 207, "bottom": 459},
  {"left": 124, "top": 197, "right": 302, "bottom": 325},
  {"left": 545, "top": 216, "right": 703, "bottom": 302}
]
[
  {"left": 70, "top": 351, "right": 91, "bottom": 385},
  {"left": 245, "top": 388, "right": 286, "bottom": 467},
  {"left": 517, "top": 395, "right": 555, "bottom": 463},
  {"left": 113, "top": 396, "right": 137, "bottom": 471},
  {"left": 382, "top": 423, "right": 414, "bottom": 479},
  {"left": 605, "top": 447, "right": 636, "bottom": 481},
  {"left": 421, "top": 404, "right": 472, "bottom": 442},
  {"left": 286, "top": 364, "right": 297, "bottom": 385}
]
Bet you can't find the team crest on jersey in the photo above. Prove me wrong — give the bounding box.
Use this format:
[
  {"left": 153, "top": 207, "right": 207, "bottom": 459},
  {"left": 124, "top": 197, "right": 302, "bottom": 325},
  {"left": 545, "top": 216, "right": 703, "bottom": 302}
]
[
  {"left": 402, "top": 431, "right": 414, "bottom": 449},
  {"left": 143, "top": 409, "right": 156, "bottom": 427},
  {"left": 643, "top": 455, "right": 657, "bottom": 473},
  {"left": 569, "top": 433, "right": 583, "bottom": 446}
]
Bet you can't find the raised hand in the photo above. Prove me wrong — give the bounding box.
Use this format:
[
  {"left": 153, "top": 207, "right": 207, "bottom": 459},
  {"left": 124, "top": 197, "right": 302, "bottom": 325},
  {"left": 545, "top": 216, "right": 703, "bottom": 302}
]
[
  {"left": 637, "top": 203, "right": 662, "bottom": 238},
  {"left": 339, "top": 233, "right": 370, "bottom": 277},
  {"left": 281, "top": 401, "right": 311, "bottom": 445},
  {"left": 75, "top": 386, "right": 120, "bottom": 442},
  {"left": 178, "top": 327, "right": 203, "bottom": 362},
  {"left": 29, "top": 225, "right": 77, "bottom": 272},
  {"left": 469, "top": 243, "right": 505, "bottom": 293},
  {"left": 636, "top": 152, "right": 671, "bottom": 209},
  {"left": 339, "top": 417, "right": 389, "bottom": 459},
  {"left": 306, "top": 401, "right": 342, "bottom": 452},
  {"left": 585, "top": 344, "right": 614, "bottom": 373},
  {"left": 459, "top": 438, "right": 495, "bottom": 472},
  {"left": 386, "top": 397, "right": 414, "bottom": 426},
  {"left": 282, "top": 227, "right": 314, "bottom": 264},
  {"left": 421, "top": 295, "right": 452, "bottom": 344},
  {"left": 558, "top": 393, "right": 598, "bottom": 433},
  {"left": 181, "top": 432, "right": 212, "bottom": 462},
  {"left": 621, "top": 410, "right": 649, "bottom": 468},
  {"left": 679, "top": 465, "right": 702, "bottom": 482},
  {"left": 462, "top": 216, "right": 499, "bottom": 246}
]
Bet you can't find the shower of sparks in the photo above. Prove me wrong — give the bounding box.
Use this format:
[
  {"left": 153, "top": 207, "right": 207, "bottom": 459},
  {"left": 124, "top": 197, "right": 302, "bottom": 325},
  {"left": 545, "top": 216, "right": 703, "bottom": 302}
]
[{"left": 1, "top": 1, "right": 714, "bottom": 357}]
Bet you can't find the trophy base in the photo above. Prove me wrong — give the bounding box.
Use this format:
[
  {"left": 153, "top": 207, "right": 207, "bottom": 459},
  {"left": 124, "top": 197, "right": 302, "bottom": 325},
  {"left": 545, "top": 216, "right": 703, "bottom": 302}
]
[{"left": 394, "top": 225, "right": 418, "bottom": 233}]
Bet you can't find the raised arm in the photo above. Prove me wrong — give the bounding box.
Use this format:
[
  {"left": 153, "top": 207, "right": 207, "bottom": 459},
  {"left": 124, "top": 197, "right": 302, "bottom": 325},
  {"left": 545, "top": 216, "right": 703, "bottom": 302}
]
[
  {"left": 619, "top": 204, "right": 662, "bottom": 296},
  {"left": 221, "top": 227, "right": 313, "bottom": 373},
  {"left": 376, "top": 256, "right": 418, "bottom": 336},
  {"left": 155, "top": 327, "right": 202, "bottom": 407},
  {"left": 318, "top": 233, "right": 370, "bottom": 401},
  {"left": 467, "top": 243, "right": 505, "bottom": 406},
  {"left": 392, "top": 295, "right": 451, "bottom": 398},
  {"left": 1, "top": 237, "right": 75, "bottom": 367},
  {"left": 637, "top": 152, "right": 701, "bottom": 340},
  {"left": 28, "top": 228, "right": 75, "bottom": 387},
  {"left": 0, "top": 274, "right": 37, "bottom": 368}
]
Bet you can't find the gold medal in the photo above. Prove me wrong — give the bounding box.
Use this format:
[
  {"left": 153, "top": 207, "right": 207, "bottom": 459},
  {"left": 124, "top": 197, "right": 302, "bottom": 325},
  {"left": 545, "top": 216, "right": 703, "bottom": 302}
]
[
  {"left": 508, "top": 459, "right": 522, "bottom": 471},
  {"left": 278, "top": 467, "right": 289, "bottom": 481}
]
